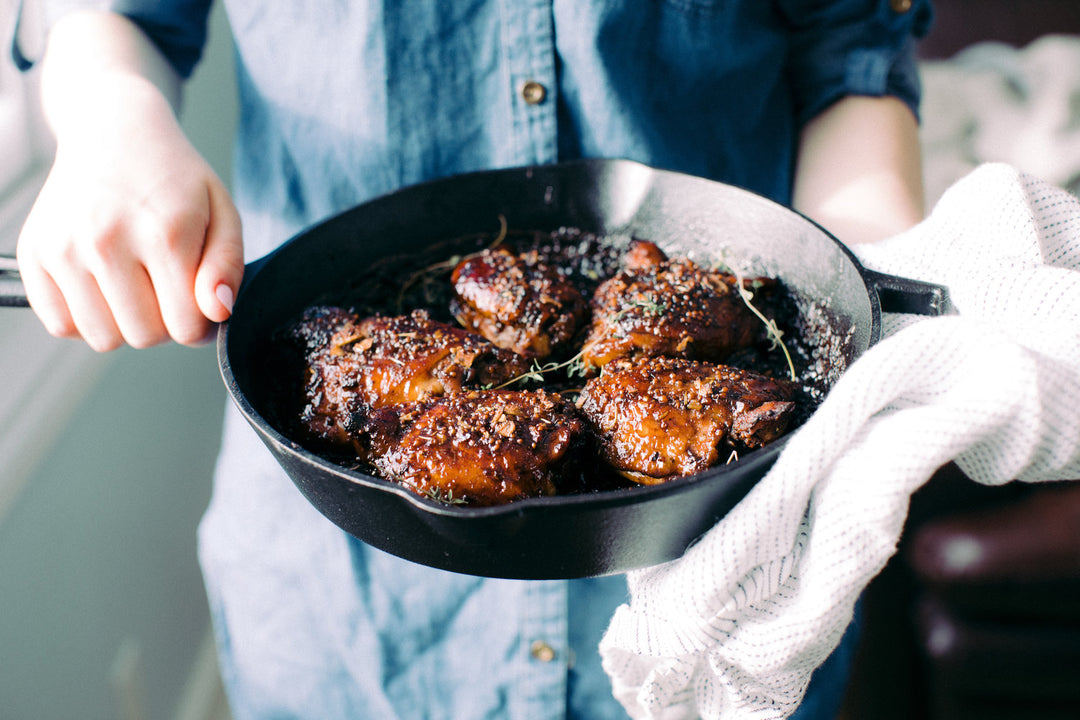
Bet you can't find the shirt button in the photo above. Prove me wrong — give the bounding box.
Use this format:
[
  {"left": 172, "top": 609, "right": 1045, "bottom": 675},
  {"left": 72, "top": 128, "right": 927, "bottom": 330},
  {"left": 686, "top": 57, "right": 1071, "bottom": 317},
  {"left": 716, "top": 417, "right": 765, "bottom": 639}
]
[
  {"left": 521, "top": 80, "right": 547, "bottom": 105},
  {"left": 889, "top": 0, "right": 912, "bottom": 12},
  {"left": 530, "top": 640, "right": 557, "bottom": 662}
]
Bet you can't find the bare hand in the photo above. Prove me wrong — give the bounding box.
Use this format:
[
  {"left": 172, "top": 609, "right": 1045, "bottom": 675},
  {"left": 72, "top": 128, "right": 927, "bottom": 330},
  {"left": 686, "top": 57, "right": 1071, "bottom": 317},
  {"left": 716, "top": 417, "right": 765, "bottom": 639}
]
[{"left": 17, "top": 75, "right": 243, "bottom": 351}]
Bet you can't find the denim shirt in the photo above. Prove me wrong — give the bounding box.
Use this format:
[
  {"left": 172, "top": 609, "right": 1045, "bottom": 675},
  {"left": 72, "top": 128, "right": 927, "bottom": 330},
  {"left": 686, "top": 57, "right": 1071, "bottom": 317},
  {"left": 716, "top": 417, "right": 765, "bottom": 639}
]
[
  {"left": 67, "top": 0, "right": 931, "bottom": 261},
  {"left": 33, "top": 2, "right": 930, "bottom": 718}
]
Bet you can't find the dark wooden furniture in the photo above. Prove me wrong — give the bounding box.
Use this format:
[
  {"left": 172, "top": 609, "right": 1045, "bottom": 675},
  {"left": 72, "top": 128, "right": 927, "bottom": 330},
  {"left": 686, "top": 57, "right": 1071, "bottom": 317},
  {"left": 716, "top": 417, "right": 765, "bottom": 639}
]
[{"left": 919, "top": 0, "right": 1080, "bottom": 59}]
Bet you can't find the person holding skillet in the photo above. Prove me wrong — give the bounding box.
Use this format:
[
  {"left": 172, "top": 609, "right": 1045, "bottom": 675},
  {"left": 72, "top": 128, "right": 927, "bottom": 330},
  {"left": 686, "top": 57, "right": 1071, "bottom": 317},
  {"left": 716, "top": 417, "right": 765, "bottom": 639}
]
[{"left": 16, "top": 2, "right": 930, "bottom": 718}]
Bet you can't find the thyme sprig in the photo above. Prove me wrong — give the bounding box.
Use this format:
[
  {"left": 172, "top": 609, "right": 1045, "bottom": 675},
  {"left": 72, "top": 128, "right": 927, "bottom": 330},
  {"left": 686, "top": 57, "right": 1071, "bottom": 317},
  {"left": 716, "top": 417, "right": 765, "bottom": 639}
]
[
  {"left": 621, "top": 297, "right": 666, "bottom": 317},
  {"left": 719, "top": 259, "right": 797, "bottom": 381},
  {"left": 489, "top": 352, "right": 590, "bottom": 390},
  {"left": 425, "top": 486, "right": 468, "bottom": 505},
  {"left": 488, "top": 298, "right": 667, "bottom": 389}
]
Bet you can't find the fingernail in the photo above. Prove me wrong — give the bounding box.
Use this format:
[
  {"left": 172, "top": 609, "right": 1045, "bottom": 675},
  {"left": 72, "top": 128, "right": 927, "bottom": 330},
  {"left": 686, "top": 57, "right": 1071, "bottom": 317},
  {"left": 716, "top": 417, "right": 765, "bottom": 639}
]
[{"left": 216, "top": 283, "right": 234, "bottom": 314}]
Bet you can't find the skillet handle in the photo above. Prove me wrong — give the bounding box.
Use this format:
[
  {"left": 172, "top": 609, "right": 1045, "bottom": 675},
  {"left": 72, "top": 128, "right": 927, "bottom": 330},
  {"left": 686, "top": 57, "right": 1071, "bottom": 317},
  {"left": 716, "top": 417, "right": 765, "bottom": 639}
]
[
  {"left": 0, "top": 253, "right": 30, "bottom": 308},
  {"left": 864, "top": 269, "right": 952, "bottom": 317}
]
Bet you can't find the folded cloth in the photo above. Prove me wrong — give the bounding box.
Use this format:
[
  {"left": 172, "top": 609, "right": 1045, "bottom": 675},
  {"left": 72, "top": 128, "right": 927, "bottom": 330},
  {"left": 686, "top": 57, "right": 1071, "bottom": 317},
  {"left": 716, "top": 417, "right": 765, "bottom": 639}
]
[{"left": 599, "top": 163, "right": 1080, "bottom": 719}]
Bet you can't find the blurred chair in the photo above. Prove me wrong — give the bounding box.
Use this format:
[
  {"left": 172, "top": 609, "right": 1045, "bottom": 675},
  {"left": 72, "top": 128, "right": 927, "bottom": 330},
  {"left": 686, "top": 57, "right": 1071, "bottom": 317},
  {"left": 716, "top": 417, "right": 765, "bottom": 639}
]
[
  {"left": 839, "top": 468, "right": 1080, "bottom": 720},
  {"left": 907, "top": 477, "right": 1080, "bottom": 719},
  {"left": 918, "top": 0, "right": 1080, "bottom": 60}
]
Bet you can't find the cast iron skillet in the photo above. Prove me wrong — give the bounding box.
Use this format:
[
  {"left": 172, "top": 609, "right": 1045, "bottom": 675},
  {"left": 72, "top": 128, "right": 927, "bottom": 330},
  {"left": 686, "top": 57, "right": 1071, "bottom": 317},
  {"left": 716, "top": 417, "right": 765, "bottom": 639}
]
[{"left": 0, "top": 159, "right": 949, "bottom": 579}]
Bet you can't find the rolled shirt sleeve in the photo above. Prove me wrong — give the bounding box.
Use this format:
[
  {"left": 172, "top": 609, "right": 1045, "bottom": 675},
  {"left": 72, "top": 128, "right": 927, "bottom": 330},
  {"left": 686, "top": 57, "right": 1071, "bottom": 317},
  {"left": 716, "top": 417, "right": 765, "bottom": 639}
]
[
  {"left": 42, "top": 0, "right": 213, "bottom": 78},
  {"left": 777, "top": 0, "right": 934, "bottom": 126}
]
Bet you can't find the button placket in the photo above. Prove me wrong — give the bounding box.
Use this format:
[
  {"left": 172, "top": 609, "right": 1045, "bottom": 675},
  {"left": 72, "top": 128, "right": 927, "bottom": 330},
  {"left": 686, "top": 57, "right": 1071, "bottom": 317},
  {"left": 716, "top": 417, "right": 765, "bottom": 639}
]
[
  {"left": 499, "top": 0, "right": 558, "bottom": 166},
  {"left": 517, "top": 578, "right": 568, "bottom": 715}
]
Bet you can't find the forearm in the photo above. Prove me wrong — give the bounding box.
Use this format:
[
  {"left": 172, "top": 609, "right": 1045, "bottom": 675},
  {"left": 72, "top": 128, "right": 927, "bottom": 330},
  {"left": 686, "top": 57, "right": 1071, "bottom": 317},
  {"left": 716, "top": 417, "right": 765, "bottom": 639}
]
[
  {"left": 41, "top": 10, "right": 181, "bottom": 139},
  {"left": 792, "top": 95, "right": 925, "bottom": 245}
]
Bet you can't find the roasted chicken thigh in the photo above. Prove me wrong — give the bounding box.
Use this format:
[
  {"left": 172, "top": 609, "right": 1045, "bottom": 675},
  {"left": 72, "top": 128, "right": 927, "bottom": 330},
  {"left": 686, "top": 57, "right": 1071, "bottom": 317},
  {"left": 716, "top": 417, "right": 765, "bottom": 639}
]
[
  {"left": 451, "top": 246, "right": 588, "bottom": 359},
  {"left": 364, "top": 388, "right": 591, "bottom": 506},
  {"left": 579, "top": 240, "right": 762, "bottom": 371},
  {"left": 286, "top": 306, "right": 530, "bottom": 452},
  {"left": 576, "top": 355, "right": 796, "bottom": 484}
]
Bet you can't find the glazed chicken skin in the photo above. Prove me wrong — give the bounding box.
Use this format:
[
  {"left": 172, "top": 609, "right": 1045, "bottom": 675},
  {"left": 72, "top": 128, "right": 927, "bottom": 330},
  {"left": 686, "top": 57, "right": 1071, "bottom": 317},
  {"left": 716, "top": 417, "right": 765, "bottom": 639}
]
[
  {"left": 576, "top": 355, "right": 796, "bottom": 484},
  {"left": 579, "top": 240, "right": 761, "bottom": 372},
  {"left": 451, "top": 246, "right": 588, "bottom": 359},
  {"left": 286, "top": 306, "right": 530, "bottom": 452},
  {"left": 363, "top": 389, "right": 591, "bottom": 506}
]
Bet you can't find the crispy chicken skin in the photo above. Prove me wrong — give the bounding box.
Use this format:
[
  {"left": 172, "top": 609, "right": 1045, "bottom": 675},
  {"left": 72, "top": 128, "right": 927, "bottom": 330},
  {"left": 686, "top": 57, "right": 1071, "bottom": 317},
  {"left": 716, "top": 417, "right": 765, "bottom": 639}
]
[
  {"left": 576, "top": 355, "right": 796, "bottom": 484},
  {"left": 579, "top": 240, "right": 761, "bottom": 371},
  {"left": 364, "top": 389, "right": 591, "bottom": 506},
  {"left": 287, "top": 306, "right": 530, "bottom": 452},
  {"left": 451, "top": 246, "right": 588, "bottom": 359}
]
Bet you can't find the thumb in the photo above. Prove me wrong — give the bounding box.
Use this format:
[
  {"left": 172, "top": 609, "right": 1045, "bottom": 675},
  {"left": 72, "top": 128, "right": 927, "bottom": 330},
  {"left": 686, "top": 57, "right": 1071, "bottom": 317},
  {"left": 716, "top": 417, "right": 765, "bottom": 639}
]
[{"left": 194, "top": 179, "right": 244, "bottom": 323}]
